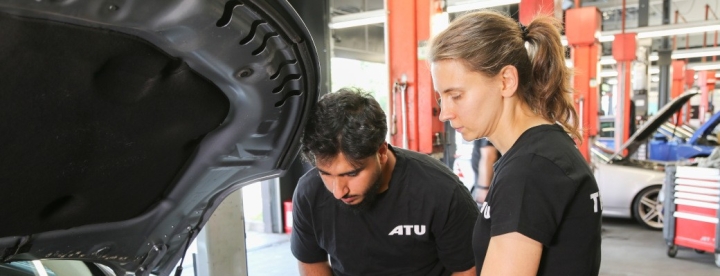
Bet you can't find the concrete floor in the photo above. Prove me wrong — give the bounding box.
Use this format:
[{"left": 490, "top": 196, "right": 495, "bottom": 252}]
[
  {"left": 243, "top": 218, "right": 720, "bottom": 276},
  {"left": 600, "top": 218, "right": 718, "bottom": 276}
]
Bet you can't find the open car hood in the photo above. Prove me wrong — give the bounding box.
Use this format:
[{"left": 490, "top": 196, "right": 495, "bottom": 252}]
[
  {"left": 609, "top": 91, "right": 698, "bottom": 162},
  {"left": 0, "top": 0, "right": 319, "bottom": 275},
  {"left": 688, "top": 106, "right": 720, "bottom": 144}
]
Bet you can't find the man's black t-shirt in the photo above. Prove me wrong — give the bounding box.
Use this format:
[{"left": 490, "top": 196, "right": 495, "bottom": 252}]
[
  {"left": 291, "top": 146, "right": 479, "bottom": 276},
  {"left": 473, "top": 124, "right": 602, "bottom": 275}
]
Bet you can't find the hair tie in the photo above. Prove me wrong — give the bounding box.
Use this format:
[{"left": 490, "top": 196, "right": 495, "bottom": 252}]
[{"left": 518, "top": 23, "right": 528, "bottom": 40}]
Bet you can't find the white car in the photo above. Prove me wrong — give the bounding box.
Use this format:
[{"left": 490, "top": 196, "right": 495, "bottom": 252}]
[{"left": 593, "top": 91, "right": 698, "bottom": 230}]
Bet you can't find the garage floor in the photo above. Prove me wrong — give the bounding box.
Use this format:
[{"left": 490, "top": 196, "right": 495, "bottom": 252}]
[
  {"left": 244, "top": 218, "right": 719, "bottom": 276},
  {"left": 600, "top": 218, "right": 717, "bottom": 276}
]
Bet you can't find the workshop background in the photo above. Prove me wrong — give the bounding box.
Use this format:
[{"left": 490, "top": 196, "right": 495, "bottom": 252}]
[{"left": 167, "top": 1, "right": 720, "bottom": 275}]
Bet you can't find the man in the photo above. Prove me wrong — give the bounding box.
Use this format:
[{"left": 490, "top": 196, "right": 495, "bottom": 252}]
[
  {"left": 469, "top": 138, "right": 499, "bottom": 203},
  {"left": 291, "top": 88, "right": 478, "bottom": 276}
]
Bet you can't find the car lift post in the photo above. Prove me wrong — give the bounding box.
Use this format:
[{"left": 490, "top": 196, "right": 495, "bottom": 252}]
[
  {"left": 684, "top": 68, "right": 696, "bottom": 123},
  {"left": 519, "top": 0, "right": 555, "bottom": 25},
  {"left": 671, "top": 60, "right": 687, "bottom": 125},
  {"left": 698, "top": 70, "right": 717, "bottom": 124},
  {"left": 387, "top": 0, "right": 445, "bottom": 154},
  {"left": 566, "top": 7, "right": 601, "bottom": 162},
  {"left": 613, "top": 32, "right": 637, "bottom": 155}
]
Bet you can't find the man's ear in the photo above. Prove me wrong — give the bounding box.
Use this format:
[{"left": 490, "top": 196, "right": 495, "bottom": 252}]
[
  {"left": 499, "top": 65, "right": 519, "bottom": 98},
  {"left": 377, "top": 142, "right": 388, "bottom": 162}
]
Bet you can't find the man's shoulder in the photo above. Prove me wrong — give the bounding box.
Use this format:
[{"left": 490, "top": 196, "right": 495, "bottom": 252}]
[
  {"left": 294, "top": 168, "right": 327, "bottom": 201},
  {"left": 396, "top": 148, "right": 460, "bottom": 183},
  {"left": 392, "top": 148, "right": 468, "bottom": 203}
]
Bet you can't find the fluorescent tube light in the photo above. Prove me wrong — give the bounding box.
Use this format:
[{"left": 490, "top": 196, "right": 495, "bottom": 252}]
[
  {"left": 446, "top": 0, "right": 521, "bottom": 13},
  {"left": 329, "top": 10, "right": 385, "bottom": 29},
  {"left": 599, "top": 70, "right": 618, "bottom": 77},
  {"left": 598, "top": 47, "right": 720, "bottom": 65},
  {"left": 563, "top": 20, "right": 720, "bottom": 45},
  {"left": 689, "top": 61, "right": 720, "bottom": 71}
]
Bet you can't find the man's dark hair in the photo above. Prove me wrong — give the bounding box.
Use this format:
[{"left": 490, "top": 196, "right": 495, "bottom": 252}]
[{"left": 301, "top": 87, "right": 387, "bottom": 167}]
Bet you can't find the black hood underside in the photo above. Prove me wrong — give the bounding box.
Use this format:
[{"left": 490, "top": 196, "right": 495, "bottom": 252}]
[
  {"left": 0, "top": 12, "right": 230, "bottom": 238},
  {"left": 0, "top": 1, "right": 319, "bottom": 275}
]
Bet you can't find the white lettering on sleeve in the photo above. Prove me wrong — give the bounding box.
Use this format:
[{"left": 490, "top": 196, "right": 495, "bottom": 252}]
[
  {"left": 480, "top": 202, "right": 490, "bottom": 219},
  {"left": 590, "top": 192, "right": 601, "bottom": 213}
]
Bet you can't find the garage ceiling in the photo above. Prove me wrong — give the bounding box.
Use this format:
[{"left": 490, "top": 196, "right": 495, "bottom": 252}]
[{"left": 328, "top": 0, "right": 720, "bottom": 66}]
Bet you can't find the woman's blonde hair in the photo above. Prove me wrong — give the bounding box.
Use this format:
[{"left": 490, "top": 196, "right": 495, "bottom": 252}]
[{"left": 429, "top": 10, "right": 580, "bottom": 140}]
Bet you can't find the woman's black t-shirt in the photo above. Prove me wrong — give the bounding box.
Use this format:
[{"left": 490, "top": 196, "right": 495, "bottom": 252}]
[{"left": 472, "top": 124, "right": 602, "bottom": 275}]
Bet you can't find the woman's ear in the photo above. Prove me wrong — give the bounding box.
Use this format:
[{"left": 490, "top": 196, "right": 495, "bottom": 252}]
[{"left": 499, "top": 65, "right": 519, "bottom": 98}]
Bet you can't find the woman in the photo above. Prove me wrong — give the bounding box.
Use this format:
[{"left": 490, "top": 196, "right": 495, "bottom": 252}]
[{"left": 429, "top": 10, "right": 602, "bottom": 275}]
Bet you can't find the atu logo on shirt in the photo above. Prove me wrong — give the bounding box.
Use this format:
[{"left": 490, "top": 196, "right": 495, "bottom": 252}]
[{"left": 388, "top": 225, "right": 426, "bottom": 236}]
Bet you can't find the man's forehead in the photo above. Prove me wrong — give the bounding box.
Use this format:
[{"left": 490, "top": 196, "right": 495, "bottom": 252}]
[{"left": 316, "top": 154, "right": 369, "bottom": 174}]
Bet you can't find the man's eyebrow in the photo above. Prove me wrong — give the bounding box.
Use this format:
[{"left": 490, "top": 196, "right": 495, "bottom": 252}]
[
  {"left": 339, "top": 167, "right": 364, "bottom": 176},
  {"left": 317, "top": 166, "right": 364, "bottom": 176}
]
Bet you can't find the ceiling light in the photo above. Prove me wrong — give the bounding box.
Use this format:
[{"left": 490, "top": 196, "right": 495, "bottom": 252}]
[
  {"left": 599, "top": 70, "right": 618, "bottom": 78},
  {"left": 598, "top": 62, "right": 720, "bottom": 79},
  {"left": 329, "top": 10, "right": 385, "bottom": 29},
  {"left": 446, "top": 0, "right": 521, "bottom": 13},
  {"left": 597, "top": 47, "right": 720, "bottom": 65},
  {"left": 563, "top": 20, "right": 720, "bottom": 45},
  {"left": 689, "top": 61, "right": 720, "bottom": 71}
]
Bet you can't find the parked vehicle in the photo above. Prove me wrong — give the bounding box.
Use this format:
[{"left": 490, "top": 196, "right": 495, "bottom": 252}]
[
  {"left": 0, "top": 1, "right": 319, "bottom": 275},
  {"left": 593, "top": 92, "right": 699, "bottom": 230},
  {"left": 673, "top": 111, "right": 720, "bottom": 160}
]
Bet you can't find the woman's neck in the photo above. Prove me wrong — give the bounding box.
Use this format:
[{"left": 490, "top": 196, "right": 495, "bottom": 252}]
[{"left": 487, "top": 99, "right": 553, "bottom": 155}]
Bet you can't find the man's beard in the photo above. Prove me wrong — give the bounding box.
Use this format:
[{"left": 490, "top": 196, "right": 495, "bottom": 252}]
[{"left": 337, "top": 173, "right": 383, "bottom": 215}]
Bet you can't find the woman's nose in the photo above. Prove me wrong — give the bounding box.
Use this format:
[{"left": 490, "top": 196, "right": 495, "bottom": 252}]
[{"left": 438, "top": 102, "right": 453, "bottom": 122}]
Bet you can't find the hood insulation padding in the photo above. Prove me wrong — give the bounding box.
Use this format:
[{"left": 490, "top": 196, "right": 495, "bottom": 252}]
[{"left": 0, "top": 13, "right": 230, "bottom": 237}]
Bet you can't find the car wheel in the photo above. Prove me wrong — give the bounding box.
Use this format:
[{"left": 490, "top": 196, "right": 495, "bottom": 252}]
[{"left": 632, "top": 185, "right": 663, "bottom": 230}]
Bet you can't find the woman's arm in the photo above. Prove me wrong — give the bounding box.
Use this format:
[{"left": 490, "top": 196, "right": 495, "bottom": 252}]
[
  {"left": 298, "top": 261, "right": 333, "bottom": 276},
  {"left": 480, "top": 232, "right": 542, "bottom": 276}
]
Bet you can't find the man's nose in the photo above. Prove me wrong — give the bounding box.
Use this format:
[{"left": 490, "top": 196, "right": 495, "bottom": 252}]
[{"left": 332, "top": 178, "right": 349, "bottom": 199}]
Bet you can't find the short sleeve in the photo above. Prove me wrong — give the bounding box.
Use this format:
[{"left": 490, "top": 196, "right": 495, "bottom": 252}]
[
  {"left": 488, "top": 154, "right": 577, "bottom": 245},
  {"left": 290, "top": 177, "right": 328, "bottom": 263},
  {"left": 435, "top": 186, "right": 479, "bottom": 271}
]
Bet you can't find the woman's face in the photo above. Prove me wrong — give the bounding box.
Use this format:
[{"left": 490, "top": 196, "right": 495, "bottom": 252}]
[{"left": 431, "top": 59, "right": 503, "bottom": 141}]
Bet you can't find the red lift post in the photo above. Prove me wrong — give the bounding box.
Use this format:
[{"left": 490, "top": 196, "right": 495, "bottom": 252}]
[
  {"left": 387, "top": 0, "right": 444, "bottom": 154},
  {"left": 685, "top": 69, "right": 696, "bottom": 123},
  {"left": 613, "top": 32, "right": 636, "bottom": 154},
  {"left": 519, "top": 0, "right": 554, "bottom": 25},
  {"left": 671, "top": 60, "right": 687, "bottom": 125},
  {"left": 566, "top": 7, "right": 601, "bottom": 162},
  {"left": 698, "top": 71, "right": 717, "bottom": 124}
]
